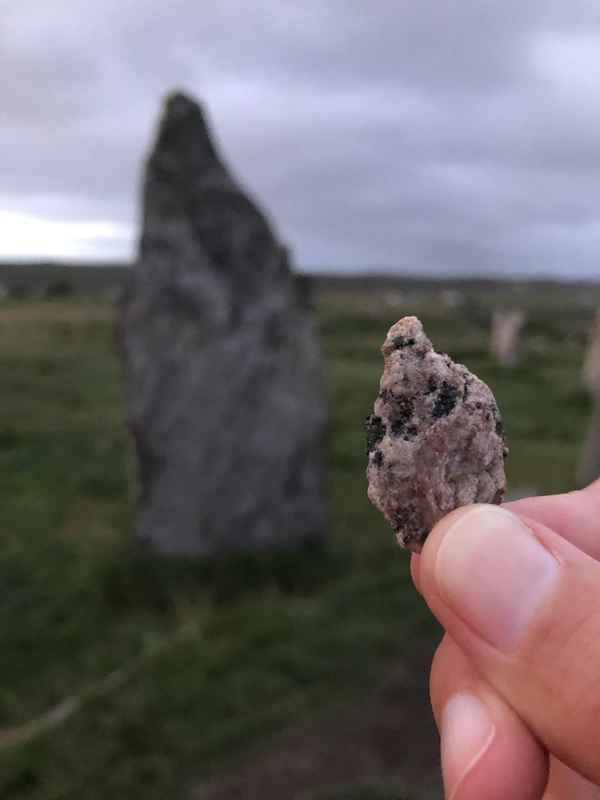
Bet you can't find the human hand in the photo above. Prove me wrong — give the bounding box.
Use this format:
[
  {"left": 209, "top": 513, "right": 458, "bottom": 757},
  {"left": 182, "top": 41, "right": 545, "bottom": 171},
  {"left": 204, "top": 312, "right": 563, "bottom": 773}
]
[{"left": 411, "top": 480, "right": 600, "bottom": 799}]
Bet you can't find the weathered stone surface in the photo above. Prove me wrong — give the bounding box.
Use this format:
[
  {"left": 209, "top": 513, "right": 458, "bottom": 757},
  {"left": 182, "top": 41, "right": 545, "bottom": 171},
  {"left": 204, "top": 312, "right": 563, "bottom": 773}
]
[
  {"left": 366, "top": 316, "right": 507, "bottom": 552},
  {"left": 120, "top": 91, "right": 327, "bottom": 556}
]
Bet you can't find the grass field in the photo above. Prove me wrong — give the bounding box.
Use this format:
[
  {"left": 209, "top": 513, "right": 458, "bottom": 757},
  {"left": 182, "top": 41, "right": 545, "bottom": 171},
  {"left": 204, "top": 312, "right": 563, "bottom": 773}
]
[{"left": 0, "top": 287, "right": 595, "bottom": 798}]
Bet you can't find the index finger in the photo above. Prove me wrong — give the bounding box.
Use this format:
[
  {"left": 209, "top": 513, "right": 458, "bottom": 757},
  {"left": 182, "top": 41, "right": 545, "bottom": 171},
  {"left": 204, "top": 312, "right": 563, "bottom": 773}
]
[
  {"left": 504, "top": 479, "right": 600, "bottom": 560},
  {"left": 411, "top": 479, "right": 600, "bottom": 595}
]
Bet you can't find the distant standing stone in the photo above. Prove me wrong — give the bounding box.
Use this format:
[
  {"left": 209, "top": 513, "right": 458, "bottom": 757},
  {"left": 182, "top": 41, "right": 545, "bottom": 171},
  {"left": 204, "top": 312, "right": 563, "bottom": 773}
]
[
  {"left": 577, "top": 311, "right": 600, "bottom": 487},
  {"left": 120, "top": 91, "right": 327, "bottom": 556},
  {"left": 582, "top": 311, "right": 600, "bottom": 398},
  {"left": 489, "top": 309, "right": 525, "bottom": 367}
]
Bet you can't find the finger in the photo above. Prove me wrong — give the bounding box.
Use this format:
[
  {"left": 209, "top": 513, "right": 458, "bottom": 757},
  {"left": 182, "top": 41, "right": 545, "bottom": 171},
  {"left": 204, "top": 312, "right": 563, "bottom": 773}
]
[
  {"left": 505, "top": 479, "right": 600, "bottom": 560},
  {"left": 415, "top": 480, "right": 600, "bottom": 594},
  {"left": 430, "top": 634, "right": 548, "bottom": 800},
  {"left": 543, "top": 757, "right": 600, "bottom": 799},
  {"left": 431, "top": 636, "right": 598, "bottom": 799},
  {"left": 418, "top": 503, "right": 600, "bottom": 784}
]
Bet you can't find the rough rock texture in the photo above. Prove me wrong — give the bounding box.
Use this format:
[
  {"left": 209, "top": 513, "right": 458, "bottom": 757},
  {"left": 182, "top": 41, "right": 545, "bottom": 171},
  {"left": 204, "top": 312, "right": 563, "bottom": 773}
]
[
  {"left": 366, "top": 316, "right": 507, "bottom": 552},
  {"left": 120, "top": 91, "right": 327, "bottom": 556}
]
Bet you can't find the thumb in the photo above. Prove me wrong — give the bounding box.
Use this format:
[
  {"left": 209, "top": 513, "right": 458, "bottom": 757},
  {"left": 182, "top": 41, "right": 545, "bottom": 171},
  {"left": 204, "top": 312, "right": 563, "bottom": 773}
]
[{"left": 418, "top": 503, "right": 600, "bottom": 785}]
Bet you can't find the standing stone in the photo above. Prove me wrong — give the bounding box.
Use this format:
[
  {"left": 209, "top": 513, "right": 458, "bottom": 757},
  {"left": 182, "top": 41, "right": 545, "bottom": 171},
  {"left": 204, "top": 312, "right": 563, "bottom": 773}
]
[
  {"left": 489, "top": 309, "right": 525, "bottom": 367},
  {"left": 120, "top": 91, "right": 327, "bottom": 556},
  {"left": 582, "top": 311, "right": 600, "bottom": 398},
  {"left": 577, "top": 311, "right": 600, "bottom": 487}
]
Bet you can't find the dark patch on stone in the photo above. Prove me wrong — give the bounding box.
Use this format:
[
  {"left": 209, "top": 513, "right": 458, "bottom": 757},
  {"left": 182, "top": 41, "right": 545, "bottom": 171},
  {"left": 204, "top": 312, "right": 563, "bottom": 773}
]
[
  {"left": 400, "top": 529, "right": 426, "bottom": 552},
  {"left": 372, "top": 449, "right": 384, "bottom": 467},
  {"left": 425, "top": 377, "right": 438, "bottom": 394},
  {"left": 366, "top": 415, "right": 386, "bottom": 453},
  {"left": 492, "top": 404, "right": 505, "bottom": 439},
  {"left": 492, "top": 487, "right": 504, "bottom": 504},
  {"left": 432, "top": 381, "right": 459, "bottom": 419},
  {"left": 392, "top": 506, "right": 412, "bottom": 533},
  {"left": 390, "top": 396, "right": 415, "bottom": 436},
  {"left": 403, "top": 424, "right": 419, "bottom": 441},
  {"left": 392, "top": 502, "right": 426, "bottom": 547},
  {"left": 392, "top": 336, "right": 416, "bottom": 349},
  {"left": 263, "top": 311, "right": 287, "bottom": 349},
  {"left": 463, "top": 377, "right": 472, "bottom": 401}
]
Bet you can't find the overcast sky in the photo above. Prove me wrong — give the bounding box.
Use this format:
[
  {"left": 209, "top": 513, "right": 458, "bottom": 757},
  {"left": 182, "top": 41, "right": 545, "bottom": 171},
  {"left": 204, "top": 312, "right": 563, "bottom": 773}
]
[{"left": 4, "top": 1, "right": 600, "bottom": 277}]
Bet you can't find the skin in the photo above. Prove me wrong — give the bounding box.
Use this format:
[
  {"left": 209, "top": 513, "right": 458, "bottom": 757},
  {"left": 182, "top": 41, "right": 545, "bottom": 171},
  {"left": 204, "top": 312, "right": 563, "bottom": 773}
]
[{"left": 411, "top": 480, "right": 600, "bottom": 799}]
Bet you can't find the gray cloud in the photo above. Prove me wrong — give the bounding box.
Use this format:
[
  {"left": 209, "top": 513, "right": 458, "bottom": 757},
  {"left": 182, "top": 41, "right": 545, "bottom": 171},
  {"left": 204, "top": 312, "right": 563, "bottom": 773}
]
[{"left": 3, "top": 1, "right": 600, "bottom": 276}]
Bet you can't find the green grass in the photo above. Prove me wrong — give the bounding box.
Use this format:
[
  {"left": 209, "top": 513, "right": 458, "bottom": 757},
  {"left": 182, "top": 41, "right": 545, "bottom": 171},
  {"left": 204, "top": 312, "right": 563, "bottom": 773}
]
[{"left": 0, "top": 291, "right": 593, "bottom": 797}]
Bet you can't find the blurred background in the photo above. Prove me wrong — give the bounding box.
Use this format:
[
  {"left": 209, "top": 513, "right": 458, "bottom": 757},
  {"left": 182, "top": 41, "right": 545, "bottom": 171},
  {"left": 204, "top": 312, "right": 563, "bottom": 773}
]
[{"left": 3, "top": 2, "right": 600, "bottom": 798}]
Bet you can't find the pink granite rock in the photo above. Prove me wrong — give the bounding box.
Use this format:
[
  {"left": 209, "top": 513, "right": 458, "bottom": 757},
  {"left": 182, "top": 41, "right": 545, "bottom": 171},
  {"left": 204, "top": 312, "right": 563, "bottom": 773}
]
[{"left": 366, "top": 316, "right": 507, "bottom": 552}]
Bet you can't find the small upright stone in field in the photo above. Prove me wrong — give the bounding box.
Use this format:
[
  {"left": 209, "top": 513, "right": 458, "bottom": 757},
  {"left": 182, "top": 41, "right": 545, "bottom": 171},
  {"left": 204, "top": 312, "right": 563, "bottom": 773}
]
[
  {"left": 577, "top": 311, "right": 600, "bottom": 487},
  {"left": 490, "top": 309, "right": 525, "bottom": 367},
  {"left": 582, "top": 311, "right": 600, "bottom": 397},
  {"left": 440, "top": 289, "right": 463, "bottom": 309},
  {"left": 120, "top": 91, "right": 327, "bottom": 556},
  {"left": 366, "top": 316, "right": 507, "bottom": 552}
]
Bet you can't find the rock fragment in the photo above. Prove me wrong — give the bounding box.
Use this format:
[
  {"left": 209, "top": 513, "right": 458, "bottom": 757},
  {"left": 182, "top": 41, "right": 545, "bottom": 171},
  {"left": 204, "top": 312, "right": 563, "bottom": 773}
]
[{"left": 366, "top": 316, "right": 507, "bottom": 552}]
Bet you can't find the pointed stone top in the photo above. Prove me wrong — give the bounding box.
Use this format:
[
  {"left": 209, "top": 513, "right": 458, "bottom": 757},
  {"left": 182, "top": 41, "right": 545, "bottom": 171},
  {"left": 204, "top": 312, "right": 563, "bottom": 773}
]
[
  {"left": 139, "top": 89, "right": 289, "bottom": 295},
  {"left": 381, "top": 316, "right": 432, "bottom": 357},
  {"left": 151, "top": 89, "right": 220, "bottom": 169},
  {"left": 163, "top": 90, "right": 208, "bottom": 127}
]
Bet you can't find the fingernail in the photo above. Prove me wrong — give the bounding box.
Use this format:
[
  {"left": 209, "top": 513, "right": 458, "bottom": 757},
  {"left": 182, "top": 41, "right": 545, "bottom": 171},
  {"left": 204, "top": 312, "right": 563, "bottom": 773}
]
[
  {"left": 442, "top": 692, "right": 495, "bottom": 800},
  {"left": 435, "top": 506, "right": 559, "bottom": 651}
]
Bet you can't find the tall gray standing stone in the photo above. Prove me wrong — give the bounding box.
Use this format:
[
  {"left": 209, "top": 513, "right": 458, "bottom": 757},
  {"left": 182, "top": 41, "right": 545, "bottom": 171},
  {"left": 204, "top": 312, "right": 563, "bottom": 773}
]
[{"left": 120, "top": 91, "right": 327, "bottom": 556}]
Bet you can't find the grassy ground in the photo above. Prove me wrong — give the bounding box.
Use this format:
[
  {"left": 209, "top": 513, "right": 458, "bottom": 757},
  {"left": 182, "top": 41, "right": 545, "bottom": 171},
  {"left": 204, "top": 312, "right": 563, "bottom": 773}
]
[{"left": 0, "top": 289, "right": 594, "bottom": 798}]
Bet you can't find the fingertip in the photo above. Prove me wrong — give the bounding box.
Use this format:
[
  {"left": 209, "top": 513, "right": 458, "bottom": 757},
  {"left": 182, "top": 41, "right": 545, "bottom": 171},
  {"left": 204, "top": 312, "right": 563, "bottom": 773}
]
[
  {"left": 441, "top": 691, "right": 495, "bottom": 800},
  {"left": 431, "top": 635, "right": 548, "bottom": 800},
  {"left": 441, "top": 687, "right": 548, "bottom": 800},
  {"left": 445, "top": 709, "right": 548, "bottom": 800}
]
